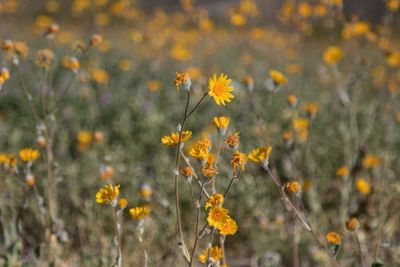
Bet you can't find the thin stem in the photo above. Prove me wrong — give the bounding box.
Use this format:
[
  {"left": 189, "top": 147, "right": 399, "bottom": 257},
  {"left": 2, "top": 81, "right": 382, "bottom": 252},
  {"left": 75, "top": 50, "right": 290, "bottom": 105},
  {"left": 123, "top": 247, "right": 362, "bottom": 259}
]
[
  {"left": 114, "top": 208, "right": 122, "bottom": 267},
  {"left": 186, "top": 93, "right": 208, "bottom": 119},
  {"left": 48, "top": 73, "right": 76, "bottom": 114},
  {"left": 219, "top": 235, "right": 227, "bottom": 266},
  {"left": 354, "top": 232, "right": 364, "bottom": 267},
  {"left": 189, "top": 182, "right": 206, "bottom": 267}
]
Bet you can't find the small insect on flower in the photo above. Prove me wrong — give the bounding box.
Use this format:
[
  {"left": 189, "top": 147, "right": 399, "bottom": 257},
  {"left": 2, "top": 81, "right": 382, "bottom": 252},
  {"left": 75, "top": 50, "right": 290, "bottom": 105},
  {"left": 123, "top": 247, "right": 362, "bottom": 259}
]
[
  {"left": 198, "top": 246, "right": 223, "bottom": 264},
  {"left": 174, "top": 72, "right": 191, "bottom": 91},
  {"left": 225, "top": 132, "right": 240, "bottom": 150},
  {"left": 362, "top": 154, "right": 380, "bottom": 169},
  {"left": 205, "top": 193, "right": 224, "bottom": 209},
  {"left": 345, "top": 217, "right": 360, "bottom": 232},
  {"left": 355, "top": 178, "right": 371, "bottom": 195},
  {"left": 202, "top": 165, "right": 218, "bottom": 179},
  {"left": 325, "top": 232, "right": 342, "bottom": 245},
  {"left": 285, "top": 181, "right": 302, "bottom": 193},
  {"left": 19, "top": 148, "right": 40, "bottom": 163},
  {"left": 118, "top": 198, "right": 128, "bottom": 209},
  {"left": 161, "top": 130, "right": 192, "bottom": 146},
  {"left": 265, "top": 69, "right": 288, "bottom": 91},
  {"left": 213, "top": 116, "right": 230, "bottom": 136},
  {"left": 323, "top": 46, "right": 342, "bottom": 65},
  {"left": 89, "top": 34, "right": 103, "bottom": 46},
  {"left": 208, "top": 73, "right": 235, "bottom": 106},
  {"left": 219, "top": 217, "right": 238, "bottom": 236},
  {"left": 129, "top": 206, "right": 150, "bottom": 220},
  {"left": 230, "top": 151, "right": 248, "bottom": 171},
  {"left": 248, "top": 146, "right": 272, "bottom": 169},
  {"left": 207, "top": 206, "right": 230, "bottom": 229},
  {"left": 96, "top": 184, "right": 120, "bottom": 206},
  {"left": 335, "top": 166, "right": 350, "bottom": 177}
]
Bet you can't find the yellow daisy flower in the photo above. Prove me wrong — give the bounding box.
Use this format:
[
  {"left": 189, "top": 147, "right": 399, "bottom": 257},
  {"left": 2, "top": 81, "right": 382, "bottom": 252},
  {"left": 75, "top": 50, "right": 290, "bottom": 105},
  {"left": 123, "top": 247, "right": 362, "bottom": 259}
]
[
  {"left": 323, "top": 46, "right": 342, "bottom": 65},
  {"left": 208, "top": 73, "right": 235, "bottom": 106},
  {"left": 129, "top": 206, "right": 150, "bottom": 220},
  {"left": 19, "top": 148, "right": 40, "bottom": 162},
  {"left": 161, "top": 130, "right": 192, "bottom": 146},
  {"left": 207, "top": 207, "right": 230, "bottom": 229},
  {"left": 198, "top": 246, "right": 223, "bottom": 264},
  {"left": 219, "top": 217, "right": 238, "bottom": 235},
  {"left": 231, "top": 151, "right": 248, "bottom": 171},
  {"left": 248, "top": 146, "right": 272, "bottom": 168},
  {"left": 205, "top": 193, "right": 224, "bottom": 210},
  {"left": 325, "top": 232, "right": 342, "bottom": 244},
  {"left": 269, "top": 69, "right": 288, "bottom": 85},
  {"left": 213, "top": 116, "right": 230, "bottom": 136},
  {"left": 96, "top": 184, "right": 120, "bottom": 205}
]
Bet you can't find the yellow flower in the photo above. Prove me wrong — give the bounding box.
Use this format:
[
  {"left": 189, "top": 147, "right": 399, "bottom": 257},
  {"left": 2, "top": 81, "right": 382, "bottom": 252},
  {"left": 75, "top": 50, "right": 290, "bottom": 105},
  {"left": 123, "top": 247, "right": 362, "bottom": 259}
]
[
  {"left": 206, "top": 153, "right": 216, "bottom": 166},
  {"left": 213, "top": 116, "right": 230, "bottom": 136},
  {"left": 25, "top": 173, "right": 36, "bottom": 187},
  {"left": 336, "top": 166, "right": 350, "bottom": 177},
  {"left": 345, "top": 218, "right": 360, "bottom": 232},
  {"left": 248, "top": 146, "right": 272, "bottom": 167},
  {"left": 148, "top": 80, "right": 162, "bottom": 92},
  {"left": 96, "top": 184, "right": 120, "bottom": 205},
  {"left": 355, "top": 178, "right": 371, "bottom": 195},
  {"left": 287, "top": 94, "right": 298, "bottom": 108},
  {"left": 205, "top": 193, "right": 224, "bottom": 209},
  {"left": 90, "top": 68, "right": 109, "bottom": 84},
  {"left": 282, "top": 131, "right": 294, "bottom": 146},
  {"left": 118, "top": 198, "right": 128, "bottom": 209},
  {"left": 208, "top": 73, "right": 235, "bottom": 106},
  {"left": 387, "top": 0, "right": 399, "bottom": 12},
  {"left": 0, "top": 77, "right": 4, "bottom": 89},
  {"left": 325, "top": 232, "right": 342, "bottom": 244},
  {"left": 219, "top": 218, "right": 238, "bottom": 235},
  {"left": 1, "top": 39, "right": 14, "bottom": 51},
  {"left": 140, "top": 183, "right": 153, "bottom": 198},
  {"left": 323, "top": 46, "right": 342, "bottom": 65},
  {"left": 77, "top": 131, "right": 93, "bottom": 151},
  {"left": 129, "top": 206, "right": 150, "bottom": 220},
  {"left": 285, "top": 181, "right": 302, "bottom": 193},
  {"left": 243, "top": 75, "right": 255, "bottom": 91},
  {"left": 362, "top": 154, "right": 380, "bottom": 169},
  {"left": 292, "top": 118, "right": 309, "bottom": 142},
  {"left": 225, "top": 132, "right": 240, "bottom": 149},
  {"left": 161, "top": 130, "right": 192, "bottom": 146},
  {"left": 231, "top": 151, "right": 248, "bottom": 171},
  {"left": 19, "top": 148, "right": 40, "bottom": 162},
  {"left": 1, "top": 67, "right": 10, "bottom": 81},
  {"left": 174, "top": 72, "right": 191, "bottom": 91},
  {"left": 99, "top": 165, "right": 114, "bottom": 180},
  {"left": 198, "top": 246, "right": 223, "bottom": 264},
  {"left": 269, "top": 69, "right": 288, "bottom": 85},
  {"left": 63, "top": 56, "right": 80, "bottom": 71},
  {"left": 207, "top": 207, "right": 230, "bottom": 229},
  {"left": 189, "top": 138, "right": 212, "bottom": 161}
]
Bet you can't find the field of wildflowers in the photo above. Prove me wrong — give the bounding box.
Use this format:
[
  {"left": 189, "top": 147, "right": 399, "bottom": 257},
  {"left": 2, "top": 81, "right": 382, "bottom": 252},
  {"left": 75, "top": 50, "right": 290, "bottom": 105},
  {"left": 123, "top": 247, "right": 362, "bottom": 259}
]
[{"left": 1, "top": 0, "right": 400, "bottom": 266}]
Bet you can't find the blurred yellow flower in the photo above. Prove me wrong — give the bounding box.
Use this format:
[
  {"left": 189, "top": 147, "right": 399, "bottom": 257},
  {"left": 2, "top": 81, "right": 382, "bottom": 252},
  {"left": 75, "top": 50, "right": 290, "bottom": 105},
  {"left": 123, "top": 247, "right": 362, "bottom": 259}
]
[
  {"left": 208, "top": 74, "right": 235, "bottom": 106},
  {"left": 336, "top": 166, "right": 350, "bottom": 177},
  {"left": 63, "top": 56, "right": 80, "bottom": 71},
  {"left": 326, "top": 232, "right": 342, "bottom": 244},
  {"left": 129, "top": 206, "right": 150, "bottom": 220},
  {"left": 161, "top": 130, "right": 192, "bottom": 146},
  {"left": 269, "top": 69, "right": 288, "bottom": 85},
  {"left": 148, "top": 80, "right": 162, "bottom": 92},
  {"left": 323, "top": 46, "right": 342, "bottom": 65},
  {"left": 362, "top": 154, "right": 380, "bottom": 169},
  {"left": 345, "top": 217, "right": 360, "bottom": 232},
  {"left": 19, "top": 148, "right": 40, "bottom": 162},
  {"left": 285, "top": 181, "right": 302, "bottom": 193},
  {"left": 387, "top": 0, "right": 399, "bottom": 11},
  {"left": 118, "top": 198, "right": 128, "bottom": 209},
  {"left": 355, "top": 178, "right": 371, "bottom": 195},
  {"left": 90, "top": 69, "right": 109, "bottom": 84},
  {"left": 89, "top": 34, "right": 103, "bottom": 46},
  {"left": 96, "top": 184, "right": 120, "bottom": 205}
]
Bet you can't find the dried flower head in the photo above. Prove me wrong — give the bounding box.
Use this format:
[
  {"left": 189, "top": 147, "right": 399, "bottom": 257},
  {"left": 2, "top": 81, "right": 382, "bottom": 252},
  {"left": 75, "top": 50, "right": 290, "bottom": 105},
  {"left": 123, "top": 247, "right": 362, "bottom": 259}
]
[
  {"left": 345, "top": 218, "right": 360, "bottom": 232},
  {"left": 181, "top": 166, "right": 194, "bottom": 178},
  {"left": 202, "top": 165, "right": 218, "bottom": 179},
  {"left": 90, "top": 34, "right": 103, "bottom": 46},
  {"left": 35, "top": 49, "right": 55, "bottom": 68},
  {"left": 225, "top": 132, "right": 240, "bottom": 149}
]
